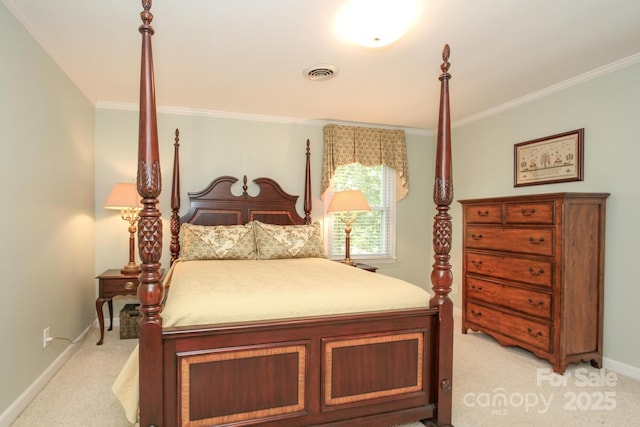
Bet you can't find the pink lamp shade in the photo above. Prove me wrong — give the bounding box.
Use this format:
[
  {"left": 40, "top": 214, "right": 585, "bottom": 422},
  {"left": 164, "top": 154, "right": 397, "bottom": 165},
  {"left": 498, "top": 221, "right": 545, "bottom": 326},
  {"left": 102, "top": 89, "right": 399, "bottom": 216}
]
[
  {"left": 103, "top": 183, "right": 141, "bottom": 210},
  {"left": 104, "top": 182, "right": 141, "bottom": 275},
  {"left": 327, "top": 190, "right": 371, "bottom": 213}
]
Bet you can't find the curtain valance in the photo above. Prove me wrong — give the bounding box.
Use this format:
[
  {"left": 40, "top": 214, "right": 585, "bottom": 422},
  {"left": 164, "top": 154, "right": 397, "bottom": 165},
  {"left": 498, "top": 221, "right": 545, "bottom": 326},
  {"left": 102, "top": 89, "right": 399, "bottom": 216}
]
[{"left": 321, "top": 124, "right": 409, "bottom": 200}]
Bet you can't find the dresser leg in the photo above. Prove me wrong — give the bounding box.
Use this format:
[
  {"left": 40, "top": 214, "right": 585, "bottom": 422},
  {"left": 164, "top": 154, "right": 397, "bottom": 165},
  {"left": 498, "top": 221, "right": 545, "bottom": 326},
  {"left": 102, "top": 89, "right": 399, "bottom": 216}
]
[{"left": 552, "top": 361, "right": 567, "bottom": 375}]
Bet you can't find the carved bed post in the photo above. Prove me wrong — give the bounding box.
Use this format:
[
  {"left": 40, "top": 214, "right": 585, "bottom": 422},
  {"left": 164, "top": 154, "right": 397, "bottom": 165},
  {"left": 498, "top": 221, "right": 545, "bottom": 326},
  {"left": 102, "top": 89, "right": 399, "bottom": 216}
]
[
  {"left": 430, "top": 44, "right": 454, "bottom": 427},
  {"left": 136, "top": 1, "right": 163, "bottom": 426},
  {"left": 304, "top": 139, "right": 312, "bottom": 224},
  {"left": 170, "top": 129, "right": 181, "bottom": 265}
]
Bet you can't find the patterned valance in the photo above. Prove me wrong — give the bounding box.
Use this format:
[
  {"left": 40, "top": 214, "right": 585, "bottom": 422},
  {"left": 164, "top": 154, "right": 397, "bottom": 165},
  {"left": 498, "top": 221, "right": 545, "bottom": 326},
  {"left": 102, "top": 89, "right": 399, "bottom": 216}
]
[{"left": 321, "top": 124, "right": 409, "bottom": 200}]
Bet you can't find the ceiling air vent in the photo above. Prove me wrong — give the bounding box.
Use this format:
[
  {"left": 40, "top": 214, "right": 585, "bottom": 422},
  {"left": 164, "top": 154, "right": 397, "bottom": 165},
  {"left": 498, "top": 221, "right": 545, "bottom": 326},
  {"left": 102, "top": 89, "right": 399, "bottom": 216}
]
[{"left": 303, "top": 64, "right": 339, "bottom": 81}]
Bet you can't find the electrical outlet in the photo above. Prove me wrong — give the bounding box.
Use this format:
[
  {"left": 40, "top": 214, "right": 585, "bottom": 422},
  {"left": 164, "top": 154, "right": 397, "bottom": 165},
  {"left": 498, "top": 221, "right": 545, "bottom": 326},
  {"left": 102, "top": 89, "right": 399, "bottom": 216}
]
[{"left": 43, "top": 327, "right": 51, "bottom": 348}]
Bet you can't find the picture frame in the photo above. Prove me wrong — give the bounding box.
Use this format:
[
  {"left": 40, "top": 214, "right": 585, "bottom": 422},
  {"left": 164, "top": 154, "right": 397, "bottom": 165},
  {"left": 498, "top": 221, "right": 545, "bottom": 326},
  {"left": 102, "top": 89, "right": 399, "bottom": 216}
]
[{"left": 514, "top": 129, "right": 584, "bottom": 187}]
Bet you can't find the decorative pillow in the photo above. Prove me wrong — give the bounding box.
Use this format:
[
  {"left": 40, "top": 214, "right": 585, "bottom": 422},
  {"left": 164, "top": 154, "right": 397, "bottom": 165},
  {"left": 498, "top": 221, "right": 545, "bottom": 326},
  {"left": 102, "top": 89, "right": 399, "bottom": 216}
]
[
  {"left": 181, "top": 223, "right": 256, "bottom": 261},
  {"left": 253, "top": 221, "right": 326, "bottom": 259}
]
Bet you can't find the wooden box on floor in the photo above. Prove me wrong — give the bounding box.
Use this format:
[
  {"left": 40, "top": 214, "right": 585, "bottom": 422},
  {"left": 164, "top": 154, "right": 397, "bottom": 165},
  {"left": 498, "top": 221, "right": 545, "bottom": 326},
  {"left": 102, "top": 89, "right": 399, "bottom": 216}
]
[{"left": 119, "top": 303, "right": 141, "bottom": 339}]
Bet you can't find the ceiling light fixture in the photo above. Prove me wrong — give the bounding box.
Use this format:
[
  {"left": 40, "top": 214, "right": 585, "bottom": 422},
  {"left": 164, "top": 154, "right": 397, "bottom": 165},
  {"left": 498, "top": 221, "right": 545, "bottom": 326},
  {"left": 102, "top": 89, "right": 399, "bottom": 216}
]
[{"left": 335, "top": 0, "right": 419, "bottom": 48}]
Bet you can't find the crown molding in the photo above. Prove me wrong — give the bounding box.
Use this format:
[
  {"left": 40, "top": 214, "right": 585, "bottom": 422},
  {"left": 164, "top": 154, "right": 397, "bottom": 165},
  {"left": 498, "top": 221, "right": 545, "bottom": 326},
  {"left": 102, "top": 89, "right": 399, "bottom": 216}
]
[
  {"left": 454, "top": 53, "right": 640, "bottom": 128},
  {"left": 95, "top": 102, "right": 433, "bottom": 136}
]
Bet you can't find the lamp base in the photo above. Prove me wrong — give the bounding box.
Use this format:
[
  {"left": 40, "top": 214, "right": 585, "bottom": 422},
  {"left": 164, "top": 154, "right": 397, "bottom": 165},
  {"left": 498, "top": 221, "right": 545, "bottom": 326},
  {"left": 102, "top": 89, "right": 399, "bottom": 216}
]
[
  {"left": 121, "top": 263, "right": 140, "bottom": 276},
  {"left": 339, "top": 259, "right": 355, "bottom": 266}
]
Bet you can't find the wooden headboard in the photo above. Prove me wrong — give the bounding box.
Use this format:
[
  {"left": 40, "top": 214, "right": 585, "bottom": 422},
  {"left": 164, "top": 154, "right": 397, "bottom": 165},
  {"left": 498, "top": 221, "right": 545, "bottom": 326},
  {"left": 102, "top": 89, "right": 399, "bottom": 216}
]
[
  {"left": 180, "top": 175, "right": 307, "bottom": 226},
  {"left": 168, "top": 134, "right": 312, "bottom": 263}
]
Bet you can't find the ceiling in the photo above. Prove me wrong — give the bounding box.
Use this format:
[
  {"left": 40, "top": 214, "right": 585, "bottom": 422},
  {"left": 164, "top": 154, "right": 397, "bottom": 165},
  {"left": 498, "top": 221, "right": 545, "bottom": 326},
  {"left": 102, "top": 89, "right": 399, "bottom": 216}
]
[{"left": 4, "top": 0, "right": 640, "bottom": 131}]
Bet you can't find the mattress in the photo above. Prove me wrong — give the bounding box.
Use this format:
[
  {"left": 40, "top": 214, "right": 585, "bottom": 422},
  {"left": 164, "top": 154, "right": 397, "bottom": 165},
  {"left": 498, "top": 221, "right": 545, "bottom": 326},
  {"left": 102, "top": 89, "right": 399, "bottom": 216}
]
[{"left": 162, "top": 257, "right": 429, "bottom": 326}]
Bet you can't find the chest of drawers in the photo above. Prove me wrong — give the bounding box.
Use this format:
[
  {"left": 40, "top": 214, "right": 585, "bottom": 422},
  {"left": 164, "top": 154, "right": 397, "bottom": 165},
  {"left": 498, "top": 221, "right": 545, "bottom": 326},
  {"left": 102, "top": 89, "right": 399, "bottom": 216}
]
[{"left": 459, "top": 192, "right": 608, "bottom": 374}]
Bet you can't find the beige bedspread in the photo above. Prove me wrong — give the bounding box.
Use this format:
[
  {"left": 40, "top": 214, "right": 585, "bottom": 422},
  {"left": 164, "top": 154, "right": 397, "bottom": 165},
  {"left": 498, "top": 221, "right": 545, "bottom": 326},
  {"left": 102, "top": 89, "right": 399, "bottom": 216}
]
[{"left": 113, "top": 257, "right": 430, "bottom": 423}]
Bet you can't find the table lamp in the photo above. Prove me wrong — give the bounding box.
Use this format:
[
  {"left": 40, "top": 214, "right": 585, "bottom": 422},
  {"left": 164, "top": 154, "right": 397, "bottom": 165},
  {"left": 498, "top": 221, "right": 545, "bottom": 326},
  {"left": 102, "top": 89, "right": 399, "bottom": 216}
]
[
  {"left": 327, "top": 190, "right": 371, "bottom": 265},
  {"left": 104, "top": 182, "right": 142, "bottom": 275}
]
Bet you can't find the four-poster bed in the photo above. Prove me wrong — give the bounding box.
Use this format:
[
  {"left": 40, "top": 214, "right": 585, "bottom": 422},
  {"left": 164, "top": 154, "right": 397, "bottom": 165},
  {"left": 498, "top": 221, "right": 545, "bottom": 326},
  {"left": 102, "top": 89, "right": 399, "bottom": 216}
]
[{"left": 129, "top": 1, "right": 455, "bottom": 426}]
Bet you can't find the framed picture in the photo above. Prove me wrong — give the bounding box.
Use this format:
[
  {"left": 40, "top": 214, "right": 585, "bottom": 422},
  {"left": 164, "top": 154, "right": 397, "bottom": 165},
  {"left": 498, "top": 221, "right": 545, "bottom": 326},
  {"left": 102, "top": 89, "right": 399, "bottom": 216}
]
[{"left": 514, "top": 129, "right": 584, "bottom": 187}]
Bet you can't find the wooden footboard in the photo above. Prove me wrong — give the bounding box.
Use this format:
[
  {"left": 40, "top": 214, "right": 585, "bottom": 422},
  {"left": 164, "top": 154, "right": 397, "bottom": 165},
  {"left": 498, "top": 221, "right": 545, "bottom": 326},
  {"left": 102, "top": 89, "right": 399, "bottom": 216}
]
[{"left": 161, "top": 309, "right": 438, "bottom": 427}]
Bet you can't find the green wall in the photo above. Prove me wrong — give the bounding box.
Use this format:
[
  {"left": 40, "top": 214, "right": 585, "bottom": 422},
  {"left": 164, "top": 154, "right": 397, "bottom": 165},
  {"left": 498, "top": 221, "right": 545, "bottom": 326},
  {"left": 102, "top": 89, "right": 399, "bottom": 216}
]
[{"left": 0, "top": 2, "right": 95, "bottom": 420}]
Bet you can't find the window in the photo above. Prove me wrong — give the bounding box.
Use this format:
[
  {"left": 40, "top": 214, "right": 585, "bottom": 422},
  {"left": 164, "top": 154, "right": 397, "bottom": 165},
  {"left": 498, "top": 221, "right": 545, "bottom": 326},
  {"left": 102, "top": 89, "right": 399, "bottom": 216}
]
[{"left": 325, "top": 163, "right": 396, "bottom": 261}]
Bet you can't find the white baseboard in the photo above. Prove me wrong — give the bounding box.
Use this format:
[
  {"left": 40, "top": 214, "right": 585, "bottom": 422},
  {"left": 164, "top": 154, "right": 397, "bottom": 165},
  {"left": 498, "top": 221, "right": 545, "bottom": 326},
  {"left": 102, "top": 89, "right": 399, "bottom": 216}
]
[
  {"left": 0, "top": 324, "right": 92, "bottom": 427},
  {"left": 93, "top": 315, "right": 121, "bottom": 328},
  {"left": 603, "top": 357, "right": 640, "bottom": 381}
]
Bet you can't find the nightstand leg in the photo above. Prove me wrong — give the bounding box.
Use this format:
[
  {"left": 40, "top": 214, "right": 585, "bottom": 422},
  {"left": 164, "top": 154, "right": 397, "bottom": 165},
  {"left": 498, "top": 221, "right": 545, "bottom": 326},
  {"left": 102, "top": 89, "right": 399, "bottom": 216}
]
[
  {"left": 107, "top": 299, "right": 113, "bottom": 331},
  {"left": 95, "top": 298, "right": 106, "bottom": 345}
]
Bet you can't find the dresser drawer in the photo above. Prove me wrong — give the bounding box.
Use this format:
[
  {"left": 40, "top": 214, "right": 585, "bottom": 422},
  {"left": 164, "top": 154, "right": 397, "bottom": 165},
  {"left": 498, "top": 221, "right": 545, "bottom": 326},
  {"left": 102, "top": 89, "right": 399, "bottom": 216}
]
[
  {"left": 505, "top": 202, "right": 555, "bottom": 224},
  {"left": 464, "top": 204, "right": 502, "bottom": 224},
  {"left": 466, "top": 226, "right": 554, "bottom": 256},
  {"left": 466, "top": 252, "right": 552, "bottom": 288},
  {"left": 466, "top": 302, "right": 551, "bottom": 352},
  {"left": 101, "top": 276, "right": 139, "bottom": 297},
  {"left": 466, "top": 277, "right": 552, "bottom": 319}
]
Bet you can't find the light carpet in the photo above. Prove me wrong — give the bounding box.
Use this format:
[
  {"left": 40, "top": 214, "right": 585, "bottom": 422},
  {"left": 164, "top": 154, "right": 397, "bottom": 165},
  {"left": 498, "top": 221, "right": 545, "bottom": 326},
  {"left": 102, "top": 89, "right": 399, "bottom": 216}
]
[{"left": 10, "top": 316, "right": 640, "bottom": 426}]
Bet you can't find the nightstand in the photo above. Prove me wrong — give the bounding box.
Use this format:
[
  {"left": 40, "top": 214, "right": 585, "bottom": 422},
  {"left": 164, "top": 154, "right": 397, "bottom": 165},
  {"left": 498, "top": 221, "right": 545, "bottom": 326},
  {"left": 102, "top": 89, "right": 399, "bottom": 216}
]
[
  {"left": 353, "top": 262, "right": 378, "bottom": 272},
  {"left": 333, "top": 260, "right": 378, "bottom": 273},
  {"left": 95, "top": 269, "right": 164, "bottom": 345}
]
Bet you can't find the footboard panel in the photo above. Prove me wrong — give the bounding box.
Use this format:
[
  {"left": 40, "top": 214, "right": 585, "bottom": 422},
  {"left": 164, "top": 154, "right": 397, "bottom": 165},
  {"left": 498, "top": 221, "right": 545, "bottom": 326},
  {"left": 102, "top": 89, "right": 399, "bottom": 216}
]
[
  {"left": 323, "top": 332, "right": 424, "bottom": 408},
  {"left": 180, "top": 342, "right": 307, "bottom": 425},
  {"left": 162, "top": 308, "right": 438, "bottom": 427}
]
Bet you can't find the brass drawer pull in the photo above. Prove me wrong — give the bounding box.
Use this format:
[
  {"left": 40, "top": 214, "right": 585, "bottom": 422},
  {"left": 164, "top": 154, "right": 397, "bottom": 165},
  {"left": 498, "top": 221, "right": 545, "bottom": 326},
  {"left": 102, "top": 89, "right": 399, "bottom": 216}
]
[
  {"left": 529, "top": 237, "right": 545, "bottom": 245},
  {"left": 527, "top": 298, "right": 544, "bottom": 307},
  {"left": 477, "top": 210, "right": 490, "bottom": 217},
  {"left": 521, "top": 208, "right": 536, "bottom": 216},
  {"left": 124, "top": 281, "right": 135, "bottom": 290},
  {"left": 471, "top": 260, "right": 484, "bottom": 267},
  {"left": 471, "top": 285, "right": 483, "bottom": 292},
  {"left": 471, "top": 233, "right": 483, "bottom": 240},
  {"left": 527, "top": 327, "right": 543, "bottom": 338},
  {"left": 528, "top": 267, "right": 544, "bottom": 276},
  {"left": 470, "top": 309, "right": 482, "bottom": 318}
]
